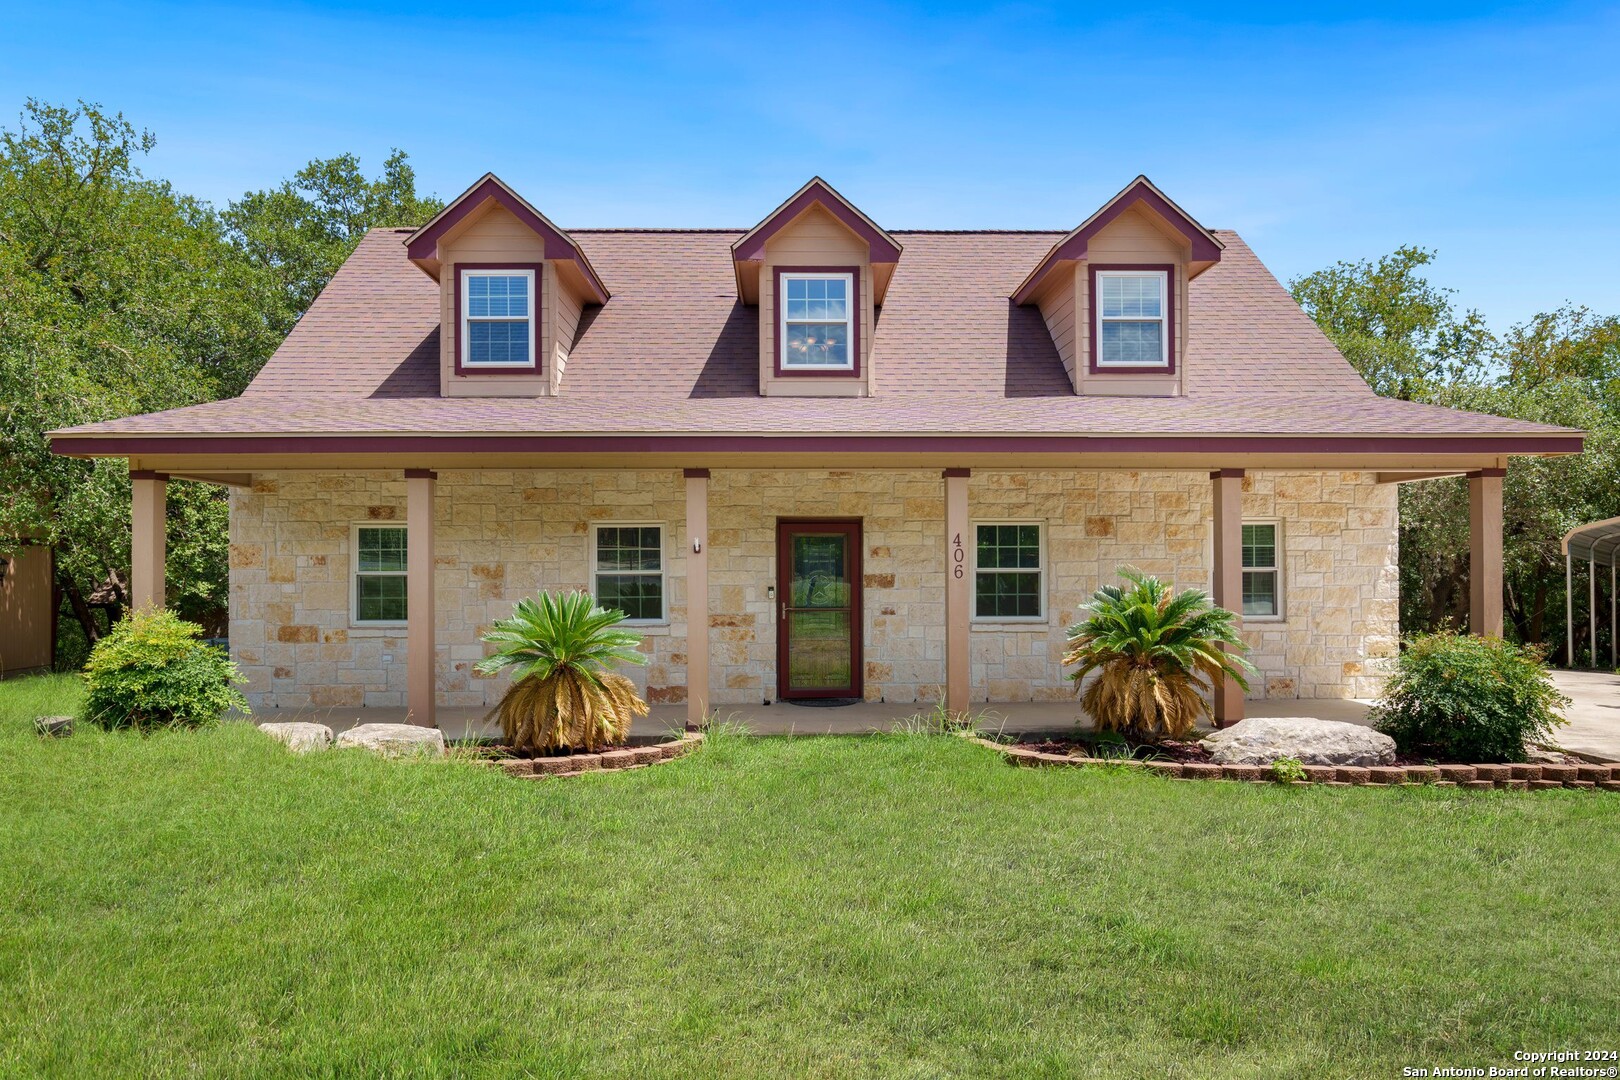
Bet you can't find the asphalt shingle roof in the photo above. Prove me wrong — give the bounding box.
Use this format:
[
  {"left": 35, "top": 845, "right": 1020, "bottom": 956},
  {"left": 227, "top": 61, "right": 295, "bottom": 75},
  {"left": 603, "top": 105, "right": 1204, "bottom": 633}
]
[{"left": 55, "top": 226, "right": 1574, "bottom": 442}]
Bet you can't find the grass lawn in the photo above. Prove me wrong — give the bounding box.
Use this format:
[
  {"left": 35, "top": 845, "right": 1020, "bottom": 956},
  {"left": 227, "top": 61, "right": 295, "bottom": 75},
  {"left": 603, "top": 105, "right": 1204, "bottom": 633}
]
[{"left": 3, "top": 675, "right": 1618, "bottom": 1077}]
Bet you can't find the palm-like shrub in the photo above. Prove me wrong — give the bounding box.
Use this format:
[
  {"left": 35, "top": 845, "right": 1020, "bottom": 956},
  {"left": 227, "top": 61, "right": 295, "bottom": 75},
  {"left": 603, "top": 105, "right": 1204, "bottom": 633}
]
[
  {"left": 474, "top": 591, "right": 649, "bottom": 753},
  {"left": 1063, "top": 568, "right": 1254, "bottom": 742}
]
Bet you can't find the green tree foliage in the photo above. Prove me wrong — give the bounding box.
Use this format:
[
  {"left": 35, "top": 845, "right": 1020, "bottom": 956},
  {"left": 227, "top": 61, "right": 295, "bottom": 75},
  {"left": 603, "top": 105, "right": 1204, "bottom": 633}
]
[
  {"left": 0, "top": 99, "right": 273, "bottom": 645},
  {"left": 223, "top": 149, "right": 443, "bottom": 363},
  {"left": 1293, "top": 256, "right": 1620, "bottom": 662},
  {"left": 0, "top": 98, "right": 440, "bottom": 657}
]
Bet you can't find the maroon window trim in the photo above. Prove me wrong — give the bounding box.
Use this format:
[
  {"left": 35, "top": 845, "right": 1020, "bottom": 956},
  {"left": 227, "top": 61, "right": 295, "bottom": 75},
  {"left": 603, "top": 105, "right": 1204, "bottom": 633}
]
[
  {"left": 775, "top": 518, "right": 863, "bottom": 701},
  {"left": 1088, "top": 264, "right": 1176, "bottom": 376},
  {"left": 772, "top": 265, "right": 862, "bottom": 379},
  {"left": 454, "top": 263, "right": 545, "bottom": 377}
]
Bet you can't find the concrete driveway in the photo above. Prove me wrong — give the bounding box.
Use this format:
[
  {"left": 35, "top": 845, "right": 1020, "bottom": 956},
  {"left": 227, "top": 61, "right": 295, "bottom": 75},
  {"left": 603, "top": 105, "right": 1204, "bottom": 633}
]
[{"left": 1549, "top": 669, "right": 1620, "bottom": 762}]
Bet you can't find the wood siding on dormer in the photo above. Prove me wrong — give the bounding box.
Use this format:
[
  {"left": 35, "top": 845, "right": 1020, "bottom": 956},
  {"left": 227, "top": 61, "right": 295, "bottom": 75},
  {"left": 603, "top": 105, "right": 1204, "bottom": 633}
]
[
  {"left": 758, "top": 204, "right": 874, "bottom": 397},
  {"left": 438, "top": 203, "right": 583, "bottom": 398},
  {"left": 1073, "top": 206, "right": 1188, "bottom": 397}
]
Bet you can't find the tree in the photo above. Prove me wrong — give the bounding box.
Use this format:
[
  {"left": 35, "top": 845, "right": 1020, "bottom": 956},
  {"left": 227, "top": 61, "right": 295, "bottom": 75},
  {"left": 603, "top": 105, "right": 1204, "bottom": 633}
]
[
  {"left": 1291, "top": 246, "right": 1494, "bottom": 400},
  {"left": 0, "top": 99, "right": 442, "bottom": 661},
  {"left": 223, "top": 149, "right": 442, "bottom": 382},
  {"left": 0, "top": 99, "right": 274, "bottom": 646},
  {"left": 1293, "top": 250, "right": 1620, "bottom": 662}
]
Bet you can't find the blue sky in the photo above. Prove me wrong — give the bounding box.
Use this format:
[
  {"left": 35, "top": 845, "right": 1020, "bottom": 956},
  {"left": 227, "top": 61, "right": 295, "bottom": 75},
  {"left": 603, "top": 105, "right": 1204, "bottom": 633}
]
[{"left": 4, "top": 1, "right": 1617, "bottom": 330}]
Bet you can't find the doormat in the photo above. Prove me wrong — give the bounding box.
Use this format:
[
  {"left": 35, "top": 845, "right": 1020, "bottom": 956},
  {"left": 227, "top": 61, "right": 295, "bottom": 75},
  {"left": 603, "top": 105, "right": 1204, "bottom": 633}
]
[{"left": 782, "top": 697, "right": 863, "bottom": 708}]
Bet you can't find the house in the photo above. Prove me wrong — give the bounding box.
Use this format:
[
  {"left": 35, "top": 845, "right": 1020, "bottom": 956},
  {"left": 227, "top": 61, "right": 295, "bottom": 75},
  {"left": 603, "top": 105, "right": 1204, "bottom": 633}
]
[{"left": 50, "top": 174, "right": 1582, "bottom": 728}]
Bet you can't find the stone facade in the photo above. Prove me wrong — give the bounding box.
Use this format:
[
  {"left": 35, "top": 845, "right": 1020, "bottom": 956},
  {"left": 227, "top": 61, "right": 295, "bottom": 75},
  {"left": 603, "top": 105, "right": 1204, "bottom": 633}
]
[{"left": 229, "top": 468, "right": 1396, "bottom": 711}]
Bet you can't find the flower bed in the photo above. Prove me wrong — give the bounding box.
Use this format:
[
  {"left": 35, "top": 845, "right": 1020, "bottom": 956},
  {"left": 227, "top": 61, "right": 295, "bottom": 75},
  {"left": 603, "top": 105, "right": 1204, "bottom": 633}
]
[
  {"left": 982, "top": 739, "right": 1620, "bottom": 790},
  {"left": 485, "top": 731, "right": 703, "bottom": 779}
]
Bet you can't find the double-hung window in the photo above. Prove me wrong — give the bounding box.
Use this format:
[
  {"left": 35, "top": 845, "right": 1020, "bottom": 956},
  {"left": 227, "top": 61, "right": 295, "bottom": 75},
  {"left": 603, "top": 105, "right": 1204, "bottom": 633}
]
[
  {"left": 592, "top": 524, "right": 665, "bottom": 623},
  {"left": 973, "top": 522, "right": 1045, "bottom": 620},
  {"left": 1241, "top": 522, "right": 1282, "bottom": 619},
  {"left": 1096, "top": 269, "right": 1169, "bottom": 368},
  {"left": 461, "top": 268, "right": 536, "bottom": 369},
  {"left": 353, "top": 524, "right": 408, "bottom": 625},
  {"left": 780, "top": 272, "right": 854, "bottom": 370}
]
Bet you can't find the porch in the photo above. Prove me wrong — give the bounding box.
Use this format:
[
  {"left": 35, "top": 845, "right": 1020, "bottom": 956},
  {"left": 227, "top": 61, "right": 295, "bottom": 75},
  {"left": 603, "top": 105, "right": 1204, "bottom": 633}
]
[
  {"left": 270, "top": 696, "right": 1376, "bottom": 740},
  {"left": 119, "top": 460, "right": 1508, "bottom": 730}
]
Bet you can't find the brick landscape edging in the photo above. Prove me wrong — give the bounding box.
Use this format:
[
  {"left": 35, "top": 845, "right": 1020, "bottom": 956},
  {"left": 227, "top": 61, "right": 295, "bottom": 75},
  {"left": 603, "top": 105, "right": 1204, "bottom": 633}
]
[
  {"left": 974, "top": 738, "right": 1620, "bottom": 791},
  {"left": 493, "top": 731, "right": 704, "bottom": 779}
]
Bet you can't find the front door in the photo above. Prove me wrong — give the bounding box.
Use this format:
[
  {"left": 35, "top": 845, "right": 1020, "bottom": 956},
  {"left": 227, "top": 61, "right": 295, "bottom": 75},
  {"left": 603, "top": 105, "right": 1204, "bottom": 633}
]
[{"left": 776, "top": 520, "right": 863, "bottom": 700}]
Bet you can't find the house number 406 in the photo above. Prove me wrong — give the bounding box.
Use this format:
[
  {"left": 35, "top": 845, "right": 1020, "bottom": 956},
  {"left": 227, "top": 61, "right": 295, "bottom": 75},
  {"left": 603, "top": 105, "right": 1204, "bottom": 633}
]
[{"left": 952, "top": 532, "right": 965, "bottom": 579}]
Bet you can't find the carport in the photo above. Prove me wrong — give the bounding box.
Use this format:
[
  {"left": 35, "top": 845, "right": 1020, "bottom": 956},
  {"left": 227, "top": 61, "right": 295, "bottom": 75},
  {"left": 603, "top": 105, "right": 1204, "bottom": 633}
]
[{"left": 1563, "top": 516, "right": 1620, "bottom": 668}]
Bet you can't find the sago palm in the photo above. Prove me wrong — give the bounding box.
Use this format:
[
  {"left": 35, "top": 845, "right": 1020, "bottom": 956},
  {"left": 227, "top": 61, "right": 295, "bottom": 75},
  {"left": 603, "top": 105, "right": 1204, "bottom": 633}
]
[
  {"left": 475, "top": 591, "right": 650, "bottom": 753},
  {"left": 1063, "top": 568, "right": 1254, "bottom": 742}
]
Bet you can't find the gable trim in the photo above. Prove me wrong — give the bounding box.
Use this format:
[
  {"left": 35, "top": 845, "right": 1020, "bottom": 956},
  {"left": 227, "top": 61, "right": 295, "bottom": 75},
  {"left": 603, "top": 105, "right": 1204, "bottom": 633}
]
[
  {"left": 1012, "top": 176, "right": 1222, "bottom": 305},
  {"left": 404, "top": 174, "right": 609, "bottom": 303},
  {"left": 731, "top": 177, "right": 902, "bottom": 264}
]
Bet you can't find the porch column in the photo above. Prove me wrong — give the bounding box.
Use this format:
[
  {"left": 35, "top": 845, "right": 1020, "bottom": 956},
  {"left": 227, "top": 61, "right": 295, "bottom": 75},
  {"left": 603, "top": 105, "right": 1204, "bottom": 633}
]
[
  {"left": 129, "top": 470, "right": 167, "bottom": 611},
  {"left": 1468, "top": 468, "right": 1504, "bottom": 638},
  {"left": 1210, "top": 469, "right": 1244, "bottom": 726},
  {"left": 944, "top": 468, "right": 970, "bottom": 715},
  {"left": 684, "top": 469, "right": 709, "bottom": 727},
  {"left": 406, "top": 469, "right": 436, "bottom": 727}
]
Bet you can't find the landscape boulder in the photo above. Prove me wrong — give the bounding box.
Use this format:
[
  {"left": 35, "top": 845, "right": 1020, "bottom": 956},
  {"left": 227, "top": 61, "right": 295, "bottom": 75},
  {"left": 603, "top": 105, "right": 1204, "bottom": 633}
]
[
  {"left": 35, "top": 715, "right": 73, "bottom": 737},
  {"left": 1201, "top": 716, "right": 1396, "bottom": 767},
  {"left": 334, "top": 723, "right": 446, "bottom": 758},
  {"left": 258, "top": 721, "right": 334, "bottom": 753}
]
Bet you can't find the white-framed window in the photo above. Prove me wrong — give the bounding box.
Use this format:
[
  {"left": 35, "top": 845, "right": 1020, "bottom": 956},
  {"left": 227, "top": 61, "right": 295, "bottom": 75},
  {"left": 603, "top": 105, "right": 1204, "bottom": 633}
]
[
  {"left": 780, "top": 272, "right": 854, "bottom": 370},
  {"left": 591, "top": 523, "right": 666, "bottom": 624},
  {"left": 1242, "top": 521, "right": 1283, "bottom": 619},
  {"left": 971, "top": 521, "right": 1045, "bottom": 621},
  {"left": 1096, "top": 269, "right": 1169, "bottom": 368},
  {"left": 352, "top": 523, "right": 408, "bottom": 625},
  {"left": 461, "top": 268, "right": 536, "bottom": 368}
]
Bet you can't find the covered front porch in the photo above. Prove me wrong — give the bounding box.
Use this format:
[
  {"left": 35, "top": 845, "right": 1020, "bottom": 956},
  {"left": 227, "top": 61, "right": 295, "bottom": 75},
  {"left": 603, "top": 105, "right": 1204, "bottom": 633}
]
[{"left": 108, "top": 453, "right": 1513, "bottom": 732}]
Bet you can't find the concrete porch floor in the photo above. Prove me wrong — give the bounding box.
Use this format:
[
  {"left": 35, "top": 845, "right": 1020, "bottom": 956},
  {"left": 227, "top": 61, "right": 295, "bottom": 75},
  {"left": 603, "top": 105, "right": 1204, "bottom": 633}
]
[{"left": 253, "top": 697, "right": 1375, "bottom": 741}]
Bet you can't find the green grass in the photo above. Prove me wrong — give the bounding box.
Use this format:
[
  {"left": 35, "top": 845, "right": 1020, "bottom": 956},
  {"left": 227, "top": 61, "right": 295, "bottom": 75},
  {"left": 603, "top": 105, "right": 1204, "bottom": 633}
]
[{"left": 2, "top": 674, "right": 1618, "bottom": 1077}]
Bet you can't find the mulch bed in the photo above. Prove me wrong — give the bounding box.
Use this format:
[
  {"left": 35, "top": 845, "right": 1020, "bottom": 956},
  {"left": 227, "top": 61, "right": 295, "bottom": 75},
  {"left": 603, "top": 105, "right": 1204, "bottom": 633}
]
[
  {"left": 993, "top": 737, "right": 1620, "bottom": 790},
  {"left": 470, "top": 732, "right": 704, "bottom": 779}
]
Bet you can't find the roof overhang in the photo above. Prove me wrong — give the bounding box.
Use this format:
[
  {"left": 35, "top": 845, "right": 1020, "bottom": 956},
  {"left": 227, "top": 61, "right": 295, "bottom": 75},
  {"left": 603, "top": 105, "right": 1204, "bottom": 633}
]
[
  {"left": 50, "top": 430, "right": 1586, "bottom": 464},
  {"left": 1012, "top": 175, "right": 1225, "bottom": 305},
  {"left": 403, "top": 173, "right": 609, "bottom": 304},
  {"left": 731, "top": 177, "right": 903, "bottom": 304}
]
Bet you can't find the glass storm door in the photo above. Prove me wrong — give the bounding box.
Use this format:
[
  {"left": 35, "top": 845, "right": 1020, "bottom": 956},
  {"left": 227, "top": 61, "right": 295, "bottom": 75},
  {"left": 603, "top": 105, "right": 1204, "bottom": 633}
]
[{"left": 776, "top": 521, "right": 863, "bottom": 699}]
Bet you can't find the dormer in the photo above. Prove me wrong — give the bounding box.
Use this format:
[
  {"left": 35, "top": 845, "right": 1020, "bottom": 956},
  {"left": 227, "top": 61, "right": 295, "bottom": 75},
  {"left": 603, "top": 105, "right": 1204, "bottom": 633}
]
[
  {"left": 405, "top": 174, "right": 608, "bottom": 398},
  {"left": 1014, "top": 176, "right": 1222, "bottom": 398},
  {"left": 732, "top": 178, "right": 901, "bottom": 397}
]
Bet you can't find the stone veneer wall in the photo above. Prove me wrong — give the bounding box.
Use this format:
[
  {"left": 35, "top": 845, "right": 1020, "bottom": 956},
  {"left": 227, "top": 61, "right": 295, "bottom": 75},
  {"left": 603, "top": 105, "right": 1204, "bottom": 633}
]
[
  {"left": 229, "top": 468, "right": 1396, "bottom": 711},
  {"left": 229, "top": 470, "right": 689, "bottom": 711}
]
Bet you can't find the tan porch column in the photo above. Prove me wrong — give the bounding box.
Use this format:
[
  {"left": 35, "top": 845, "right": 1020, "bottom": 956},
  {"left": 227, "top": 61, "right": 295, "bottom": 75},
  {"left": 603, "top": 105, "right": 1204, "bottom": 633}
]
[
  {"left": 944, "top": 469, "right": 970, "bottom": 715},
  {"left": 684, "top": 469, "right": 709, "bottom": 727},
  {"left": 1468, "top": 468, "right": 1504, "bottom": 638},
  {"left": 405, "top": 469, "right": 436, "bottom": 727},
  {"left": 1210, "top": 469, "right": 1244, "bottom": 726},
  {"left": 129, "top": 470, "right": 167, "bottom": 611}
]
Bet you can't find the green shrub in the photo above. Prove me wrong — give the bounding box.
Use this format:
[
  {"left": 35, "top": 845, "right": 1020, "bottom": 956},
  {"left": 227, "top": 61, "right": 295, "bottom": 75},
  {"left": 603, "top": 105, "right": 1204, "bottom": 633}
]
[
  {"left": 1269, "top": 757, "right": 1306, "bottom": 784},
  {"left": 81, "top": 608, "right": 247, "bottom": 732},
  {"left": 1369, "top": 632, "right": 1568, "bottom": 763}
]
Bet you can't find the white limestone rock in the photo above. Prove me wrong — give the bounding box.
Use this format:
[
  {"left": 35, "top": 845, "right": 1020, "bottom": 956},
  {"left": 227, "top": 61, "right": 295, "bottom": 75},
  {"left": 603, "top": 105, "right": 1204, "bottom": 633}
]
[
  {"left": 258, "top": 721, "right": 334, "bottom": 753},
  {"left": 1202, "top": 716, "right": 1396, "bottom": 767},
  {"left": 334, "top": 723, "right": 446, "bottom": 758}
]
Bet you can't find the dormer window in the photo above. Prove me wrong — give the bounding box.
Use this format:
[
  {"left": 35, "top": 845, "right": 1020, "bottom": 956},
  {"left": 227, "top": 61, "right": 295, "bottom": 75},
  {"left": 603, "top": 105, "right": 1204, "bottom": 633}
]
[
  {"left": 460, "top": 267, "right": 536, "bottom": 369},
  {"left": 778, "top": 270, "right": 857, "bottom": 373},
  {"left": 1094, "top": 268, "right": 1170, "bottom": 368}
]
